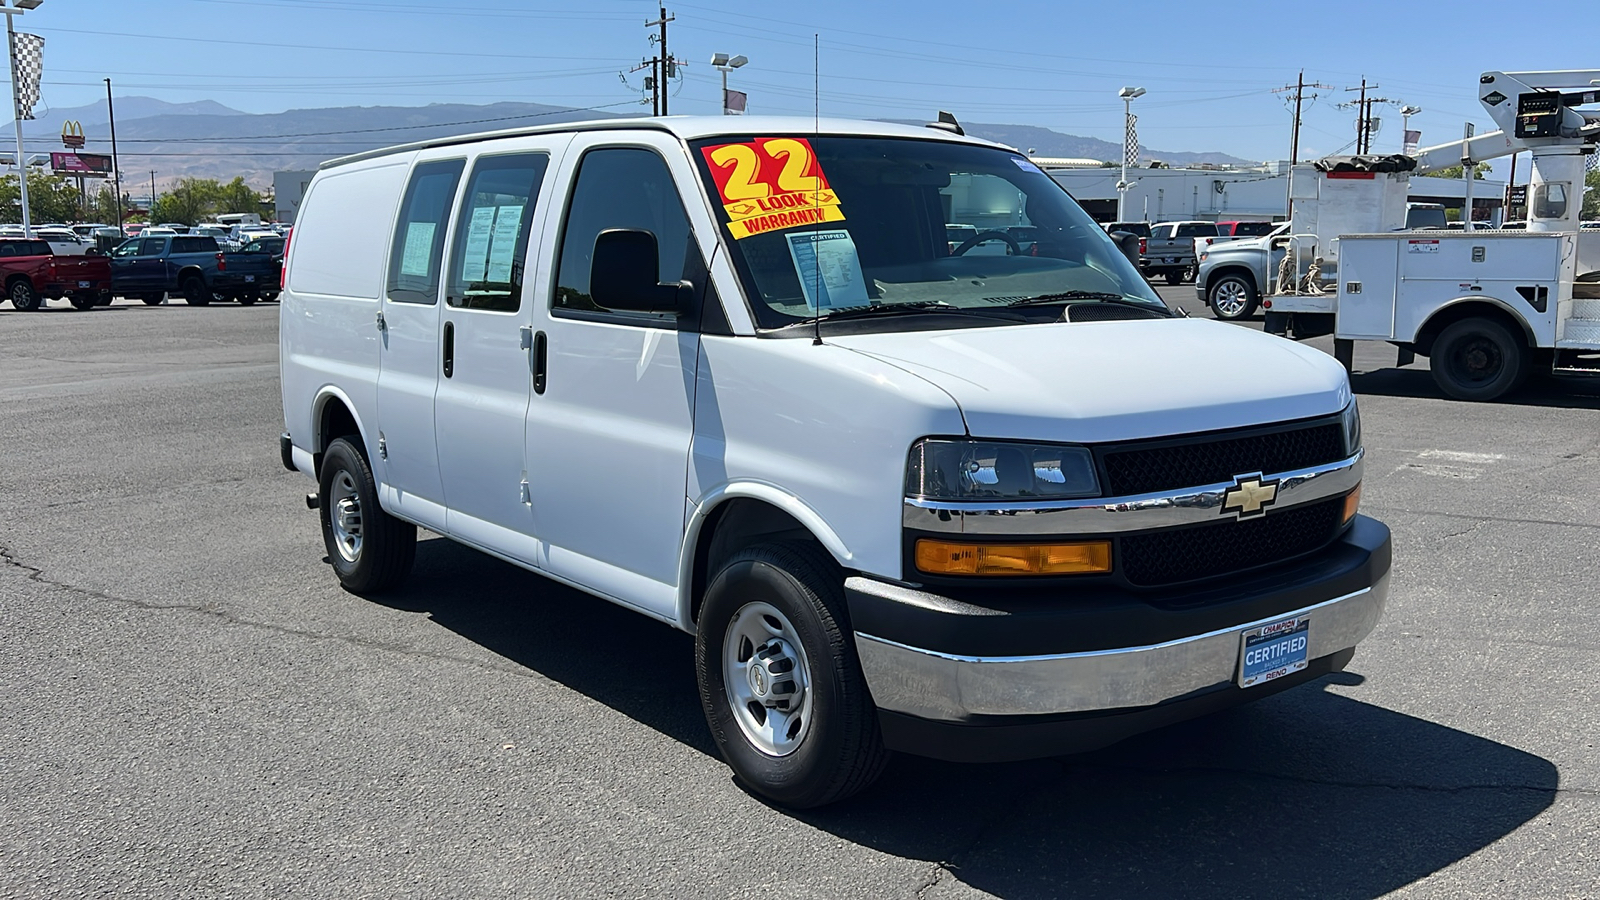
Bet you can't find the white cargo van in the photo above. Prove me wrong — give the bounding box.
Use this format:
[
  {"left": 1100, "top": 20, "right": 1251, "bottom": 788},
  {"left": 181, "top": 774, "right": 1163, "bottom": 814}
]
[{"left": 279, "top": 117, "right": 1390, "bottom": 808}]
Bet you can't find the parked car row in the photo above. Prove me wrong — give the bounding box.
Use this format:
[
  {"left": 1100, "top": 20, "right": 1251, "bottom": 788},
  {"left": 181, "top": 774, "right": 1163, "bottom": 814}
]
[
  {"left": 1101, "top": 219, "right": 1277, "bottom": 286},
  {"left": 1, "top": 233, "right": 282, "bottom": 310}
]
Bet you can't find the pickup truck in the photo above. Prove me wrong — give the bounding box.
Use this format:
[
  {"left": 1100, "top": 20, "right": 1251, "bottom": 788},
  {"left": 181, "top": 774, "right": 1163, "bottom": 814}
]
[
  {"left": 1195, "top": 225, "right": 1292, "bottom": 320},
  {"left": 1193, "top": 220, "right": 1280, "bottom": 257},
  {"left": 1143, "top": 221, "right": 1217, "bottom": 284},
  {"left": 110, "top": 234, "right": 281, "bottom": 305},
  {"left": 0, "top": 237, "right": 112, "bottom": 311}
]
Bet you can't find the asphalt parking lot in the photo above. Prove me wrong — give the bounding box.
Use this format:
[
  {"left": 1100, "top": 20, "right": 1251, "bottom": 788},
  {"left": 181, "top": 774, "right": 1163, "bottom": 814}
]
[{"left": 2, "top": 291, "right": 1597, "bottom": 899}]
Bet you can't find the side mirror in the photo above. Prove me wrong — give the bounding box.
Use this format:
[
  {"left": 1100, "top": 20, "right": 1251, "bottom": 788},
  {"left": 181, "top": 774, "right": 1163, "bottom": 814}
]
[
  {"left": 590, "top": 228, "right": 689, "bottom": 314},
  {"left": 1110, "top": 230, "right": 1141, "bottom": 268}
]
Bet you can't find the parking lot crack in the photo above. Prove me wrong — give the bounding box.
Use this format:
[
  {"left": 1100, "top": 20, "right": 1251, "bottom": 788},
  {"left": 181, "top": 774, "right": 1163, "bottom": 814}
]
[{"left": 0, "top": 543, "right": 535, "bottom": 682}]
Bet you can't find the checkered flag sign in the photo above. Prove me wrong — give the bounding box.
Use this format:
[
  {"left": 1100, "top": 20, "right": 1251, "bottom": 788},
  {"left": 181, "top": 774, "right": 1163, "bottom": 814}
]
[
  {"left": 10, "top": 31, "right": 43, "bottom": 120},
  {"left": 1124, "top": 113, "right": 1139, "bottom": 170}
]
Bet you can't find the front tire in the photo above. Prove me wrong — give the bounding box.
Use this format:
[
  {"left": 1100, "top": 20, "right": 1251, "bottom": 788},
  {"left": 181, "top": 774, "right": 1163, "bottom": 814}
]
[
  {"left": 1208, "top": 273, "right": 1257, "bottom": 320},
  {"left": 1164, "top": 269, "right": 1184, "bottom": 286},
  {"left": 1430, "top": 317, "right": 1527, "bottom": 401},
  {"left": 69, "top": 292, "right": 97, "bottom": 311},
  {"left": 696, "top": 542, "right": 888, "bottom": 809},
  {"left": 140, "top": 293, "right": 165, "bottom": 306},
  {"left": 318, "top": 437, "right": 416, "bottom": 593},
  {"left": 238, "top": 292, "right": 258, "bottom": 306},
  {"left": 8, "top": 279, "right": 40, "bottom": 311}
]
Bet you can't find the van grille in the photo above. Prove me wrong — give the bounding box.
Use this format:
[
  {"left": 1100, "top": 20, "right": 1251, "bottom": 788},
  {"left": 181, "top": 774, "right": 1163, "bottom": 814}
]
[
  {"left": 1119, "top": 497, "right": 1346, "bottom": 587},
  {"left": 1101, "top": 422, "right": 1344, "bottom": 497}
]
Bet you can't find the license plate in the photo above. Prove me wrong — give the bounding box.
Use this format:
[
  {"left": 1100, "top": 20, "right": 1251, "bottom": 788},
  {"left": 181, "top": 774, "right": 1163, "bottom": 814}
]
[
  {"left": 77, "top": 280, "right": 90, "bottom": 288},
  {"left": 1239, "top": 616, "right": 1309, "bottom": 687},
  {"left": 244, "top": 275, "right": 255, "bottom": 282},
  {"left": 1165, "top": 257, "right": 1176, "bottom": 264}
]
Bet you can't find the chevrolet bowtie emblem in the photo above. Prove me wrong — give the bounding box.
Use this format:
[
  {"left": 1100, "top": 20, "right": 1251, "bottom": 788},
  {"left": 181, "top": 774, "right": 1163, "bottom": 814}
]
[{"left": 1222, "top": 475, "right": 1278, "bottom": 518}]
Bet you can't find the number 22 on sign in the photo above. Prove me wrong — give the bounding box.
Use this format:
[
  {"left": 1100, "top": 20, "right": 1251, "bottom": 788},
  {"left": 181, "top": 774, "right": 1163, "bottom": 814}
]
[{"left": 701, "top": 138, "right": 846, "bottom": 240}]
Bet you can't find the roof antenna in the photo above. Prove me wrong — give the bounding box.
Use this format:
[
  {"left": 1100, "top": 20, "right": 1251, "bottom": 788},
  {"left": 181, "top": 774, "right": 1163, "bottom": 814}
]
[
  {"left": 928, "top": 110, "right": 964, "bottom": 136},
  {"left": 813, "top": 32, "right": 823, "bottom": 347}
]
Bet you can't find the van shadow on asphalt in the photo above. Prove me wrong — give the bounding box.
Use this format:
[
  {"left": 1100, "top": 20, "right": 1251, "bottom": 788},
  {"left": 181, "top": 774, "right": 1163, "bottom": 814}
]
[{"left": 376, "top": 537, "right": 1557, "bottom": 900}]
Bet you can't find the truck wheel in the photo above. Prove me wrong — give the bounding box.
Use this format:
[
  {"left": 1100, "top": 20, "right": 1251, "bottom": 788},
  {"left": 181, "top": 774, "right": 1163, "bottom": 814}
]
[
  {"left": 69, "top": 292, "right": 97, "bottom": 311},
  {"left": 1430, "top": 317, "right": 1527, "bottom": 401},
  {"left": 1164, "top": 269, "right": 1184, "bottom": 286},
  {"left": 696, "top": 542, "right": 889, "bottom": 809},
  {"left": 318, "top": 437, "right": 416, "bottom": 594},
  {"left": 181, "top": 276, "right": 212, "bottom": 306},
  {"left": 238, "top": 292, "right": 258, "bottom": 306},
  {"left": 1208, "top": 274, "right": 1257, "bottom": 321},
  {"left": 96, "top": 291, "right": 113, "bottom": 307},
  {"left": 140, "top": 293, "right": 164, "bottom": 306},
  {"left": 8, "top": 280, "right": 39, "bottom": 311}
]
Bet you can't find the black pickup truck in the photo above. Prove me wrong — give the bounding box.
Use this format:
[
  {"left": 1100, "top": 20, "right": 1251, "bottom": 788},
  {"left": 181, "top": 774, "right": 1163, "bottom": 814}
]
[{"left": 110, "top": 234, "right": 282, "bottom": 305}]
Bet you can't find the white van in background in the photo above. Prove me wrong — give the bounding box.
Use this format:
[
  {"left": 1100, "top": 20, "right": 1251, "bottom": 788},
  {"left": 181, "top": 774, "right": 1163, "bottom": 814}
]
[{"left": 279, "top": 117, "right": 1390, "bottom": 808}]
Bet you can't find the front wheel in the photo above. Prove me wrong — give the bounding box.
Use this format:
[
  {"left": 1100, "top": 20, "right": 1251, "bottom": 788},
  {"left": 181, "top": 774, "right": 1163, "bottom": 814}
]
[
  {"left": 69, "top": 292, "right": 98, "bottom": 311},
  {"left": 1208, "top": 274, "right": 1257, "bottom": 320},
  {"left": 318, "top": 437, "right": 416, "bottom": 593},
  {"left": 140, "top": 293, "right": 164, "bottom": 306},
  {"left": 1430, "top": 317, "right": 1527, "bottom": 401},
  {"left": 1163, "top": 269, "right": 1187, "bottom": 286},
  {"left": 238, "top": 292, "right": 258, "bottom": 306},
  {"left": 696, "top": 542, "right": 889, "bottom": 809},
  {"left": 8, "top": 279, "right": 40, "bottom": 311}
]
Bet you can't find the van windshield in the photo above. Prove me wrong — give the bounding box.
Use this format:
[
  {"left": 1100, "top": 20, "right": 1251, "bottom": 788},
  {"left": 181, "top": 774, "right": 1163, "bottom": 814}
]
[{"left": 689, "top": 136, "right": 1163, "bottom": 330}]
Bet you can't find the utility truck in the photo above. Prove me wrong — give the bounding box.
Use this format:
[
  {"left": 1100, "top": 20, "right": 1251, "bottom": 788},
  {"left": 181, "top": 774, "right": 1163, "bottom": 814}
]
[{"left": 1259, "top": 70, "right": 1600, "bottom": 401}]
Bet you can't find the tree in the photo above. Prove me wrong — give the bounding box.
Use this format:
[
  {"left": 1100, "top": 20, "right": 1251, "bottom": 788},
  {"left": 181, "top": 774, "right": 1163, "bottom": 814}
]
[
  {"left": 215, "top": 177, "right": 260, "bottom": 215},
  {"left": 1583, "top": 168, "right": 1599, "bottom": 220},
  {"left": 1426, "top": 162, "right": 1492, "bottom": 180},
  {"left": 150, "top": 177, "right": 223, "bottom": 226},
  {"left": 0, "top": 170, "right": 93, "bottom": 224}
]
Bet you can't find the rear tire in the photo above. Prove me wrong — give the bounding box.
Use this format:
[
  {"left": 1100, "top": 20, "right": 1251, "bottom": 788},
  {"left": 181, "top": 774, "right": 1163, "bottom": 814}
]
[
  {"left": 1164, "top": 269, "right": 1184, "bottom": 286},
  {"left": 696, "top": 541, "right": 889, "bottom": 809},
  {"left": 96, "top": 291, "right": 113, "bottom": 307},
  {"left": 1208, "top": 273, "right": 1257, "bottom": 321},
  {"left": 69, "top": 292, "right": 97, "bottom": 311},
  {"left": 318, "top": 437, "right": 416, "bottom": 594},
  {"left": 1429, "top": 317, "right": 1527, "bottom": 401},
  {"left": 8, "top": 279, "right": 39, "bottom": 311},
  {"left": 181, "top": 276, "right": 211, "bottom": 306}
]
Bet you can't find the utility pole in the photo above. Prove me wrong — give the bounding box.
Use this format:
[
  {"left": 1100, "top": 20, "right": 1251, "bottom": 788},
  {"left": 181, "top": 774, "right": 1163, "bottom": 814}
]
[
  {"left": 1339, "top": 79, "right": 1382, "bottom": 154},
  {"left": 1274, "top": 71, "right": 1334, "bottom": 165},
  {"left": 149, "top": 170, "right": 155, "bottom": 221},
  {"left": 105, "top": 77, "right": 123, "bottom": 234},
  {"left": 644, "top": 5, "right": 675, "bottom": 116}
]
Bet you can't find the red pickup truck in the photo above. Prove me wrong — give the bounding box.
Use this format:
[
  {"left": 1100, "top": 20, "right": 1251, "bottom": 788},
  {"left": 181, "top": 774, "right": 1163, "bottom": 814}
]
[{"left": 0, "top": 237, "right": 113, "bottom": 311}]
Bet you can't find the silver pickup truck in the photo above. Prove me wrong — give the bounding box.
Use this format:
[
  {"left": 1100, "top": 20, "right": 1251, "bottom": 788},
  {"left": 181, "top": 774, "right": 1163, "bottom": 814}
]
[
  {"left": 1195, "top": 224, "right": 1291, "bottom": 320},
  {"left": 1143, "top": 221, "right": 1217, "bottom": 285}
]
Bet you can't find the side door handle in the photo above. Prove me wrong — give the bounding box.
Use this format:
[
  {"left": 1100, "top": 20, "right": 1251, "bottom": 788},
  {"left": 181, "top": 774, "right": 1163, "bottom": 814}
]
[
  {"left": 532, "top": 330, "right": 547, "bottom": 395},
  {"left": 375, "top": 310, "right": 386, "bottom": 332},
  {"left": 442, "top": 320, "right": 455, "bottom": 378}
]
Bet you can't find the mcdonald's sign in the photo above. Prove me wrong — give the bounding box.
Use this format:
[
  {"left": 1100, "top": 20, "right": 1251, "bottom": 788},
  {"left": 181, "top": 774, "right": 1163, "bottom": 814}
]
[{"left": 61, "top": 119, "right": 85, "bottom": 149}]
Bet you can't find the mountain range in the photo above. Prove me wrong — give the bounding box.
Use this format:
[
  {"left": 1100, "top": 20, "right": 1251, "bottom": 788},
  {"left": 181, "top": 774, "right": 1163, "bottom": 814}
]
[{"left": 12, "top": 98, "right": 1255, "bottom": 190}]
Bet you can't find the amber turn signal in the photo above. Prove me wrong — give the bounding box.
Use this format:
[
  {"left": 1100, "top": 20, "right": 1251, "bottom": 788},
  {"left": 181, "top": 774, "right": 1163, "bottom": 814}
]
[
  {"left": 915, "top": 539, "right": 1112, "bottom": 576},
  {"left": 1342, "top": 484, "right": 1362, "bottom": 523}
]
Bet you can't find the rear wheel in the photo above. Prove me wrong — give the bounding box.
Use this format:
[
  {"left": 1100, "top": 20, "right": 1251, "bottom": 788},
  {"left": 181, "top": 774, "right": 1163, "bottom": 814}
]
[
  {"left": 1430, "top": 317, "right": 1527, "bottom": 401},
  {"left": 695, "top": 542, "right": 889, "bottom": 808},
  {"left": 1208, "top": 273, "right": 1257, "bottom": 320},
  {"left": 68, "top": 292, "right": 97, "bottom": 311},
  {"left": 8, "top": 279, "right": 39, "bottom": 311},
  {"left": 96, "top": 291, "right": 113, "bottom": 307},
  {"left": 318, "top": 437, "right": 416, "bottom": 593},
  {"left": 181, "top": 276, "right": 212, "bottom": 306}
]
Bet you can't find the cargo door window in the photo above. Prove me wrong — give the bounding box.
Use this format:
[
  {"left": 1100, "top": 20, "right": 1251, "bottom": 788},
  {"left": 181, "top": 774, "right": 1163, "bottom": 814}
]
[
  {"left": 446, "top": 152, "right": 549, "bottom": 313},
  {"left": 552, "top": 147, "right": 692, "bottom": 324},
  {"left": 387, "top": 159, "right": 465, "bottom": 305},
  {"left": 1531, "top": 182, "right": 1569, "bottom": 220}
]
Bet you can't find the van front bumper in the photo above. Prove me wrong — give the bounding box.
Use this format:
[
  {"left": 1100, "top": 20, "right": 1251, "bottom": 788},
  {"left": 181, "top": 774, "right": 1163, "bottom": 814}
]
[{"left": 847, "top": 515, "right": 1390, "bottom": 762}]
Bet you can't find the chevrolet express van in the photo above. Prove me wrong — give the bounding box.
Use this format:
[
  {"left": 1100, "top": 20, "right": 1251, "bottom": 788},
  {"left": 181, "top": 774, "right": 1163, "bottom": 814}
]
[{"left": 279, "top": 117, "right": 1390, "bottom": 808}]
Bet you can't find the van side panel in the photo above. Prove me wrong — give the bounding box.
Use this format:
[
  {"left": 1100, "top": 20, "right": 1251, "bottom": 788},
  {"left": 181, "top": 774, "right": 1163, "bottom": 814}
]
[{"left": 280, "top": 157, "right": 413, "bottom": 461}]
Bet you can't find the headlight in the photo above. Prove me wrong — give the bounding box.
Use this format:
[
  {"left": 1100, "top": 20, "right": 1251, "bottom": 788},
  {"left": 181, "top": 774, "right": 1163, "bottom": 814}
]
[
  {"left": 906, "top": 438, "right": 1099, "bottom": 501},
  {"left": 1341, "top": 398, "right": 1361, "bottom": 456}
]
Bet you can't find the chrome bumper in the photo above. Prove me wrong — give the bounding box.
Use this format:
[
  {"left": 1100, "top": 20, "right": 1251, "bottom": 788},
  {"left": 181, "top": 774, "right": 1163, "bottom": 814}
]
[{"left": 854, "top": 574, "right": 1388, "bottom": 722}]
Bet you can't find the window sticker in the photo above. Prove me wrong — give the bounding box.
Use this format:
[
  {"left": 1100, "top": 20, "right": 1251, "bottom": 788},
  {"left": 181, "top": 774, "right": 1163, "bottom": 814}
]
[
  {"left": 701, "top": 137, "right": 846, "bottom": 240},
  {"left": 461, "top": 207, "right": 496, "bottom": 281},
  {"left": 1011, "top": 156, "right": 1044, "bottom": 174},
  {"left": 399, "top": 221, "right": 436, "bottom": 277},
  {"left": 785, "top": 229, "right": 869, "bottom": 313}
]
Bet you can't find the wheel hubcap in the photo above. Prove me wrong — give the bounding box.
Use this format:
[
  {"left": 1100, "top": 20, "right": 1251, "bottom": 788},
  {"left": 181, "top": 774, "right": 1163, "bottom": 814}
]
[
  {"left": 328, "top": 471, "right": 363, "bottom": 563},
  {"left": 723, "top": 601, "right": 812, "bottom": 757},
  {"left": 1454, "top": 337, "right": 1502, "bottom": 383},
  {"left": 1213, "top": 282, "right": 1248, "bottom": 316}
]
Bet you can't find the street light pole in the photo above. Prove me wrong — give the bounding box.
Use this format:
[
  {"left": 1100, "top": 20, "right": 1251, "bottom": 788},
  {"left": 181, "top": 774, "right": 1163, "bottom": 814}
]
[
  {"left": 1116, "top": 86, "right": 1145, "bottom": 223},
  {"left": 710, "top": 52, "right": 747, "bottom": 115},
  {"left": 106, "top": 77, "right": 123, "bottom": 233},
  {"left": 1, "top": 0, "right": 41, "bottom": 237}
]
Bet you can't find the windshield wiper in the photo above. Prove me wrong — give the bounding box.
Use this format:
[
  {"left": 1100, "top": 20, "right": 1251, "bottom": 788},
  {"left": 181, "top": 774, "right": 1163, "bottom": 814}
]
[
  {"left": 794, "top": 300, "right": 1019, "bottom": 324},
  {"left": 1005, "top": 291, "right": 1173, "bottom": 314}
]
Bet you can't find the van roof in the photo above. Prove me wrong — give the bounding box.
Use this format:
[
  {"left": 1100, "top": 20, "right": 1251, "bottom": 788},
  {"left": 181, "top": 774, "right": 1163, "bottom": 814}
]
[{"left": 321, "top": 115, "right": 1003, "bottom": 170}]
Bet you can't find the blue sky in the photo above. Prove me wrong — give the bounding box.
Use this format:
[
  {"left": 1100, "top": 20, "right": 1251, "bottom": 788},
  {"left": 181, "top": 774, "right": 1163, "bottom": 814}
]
[{"left": 27, "top": 0, "right": 1600, "bottom": 176}]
